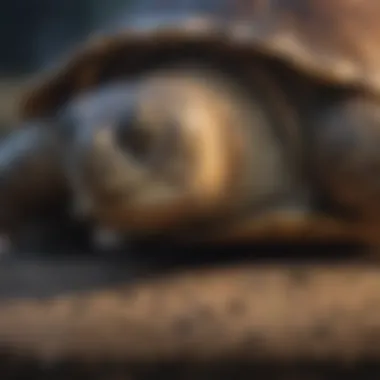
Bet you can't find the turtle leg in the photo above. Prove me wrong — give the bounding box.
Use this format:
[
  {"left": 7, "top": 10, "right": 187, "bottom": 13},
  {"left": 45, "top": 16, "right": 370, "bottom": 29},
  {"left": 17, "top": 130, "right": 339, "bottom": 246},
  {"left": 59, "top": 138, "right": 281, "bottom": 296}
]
[
  {"left": 0, "top": 123, "right": 68, "bottom": 247},
  {"left": 311, "top": 95, "right": 380, "bottom": 244},
  {"left": 216, "top": 92, "right": 380, "bottom": 247}
]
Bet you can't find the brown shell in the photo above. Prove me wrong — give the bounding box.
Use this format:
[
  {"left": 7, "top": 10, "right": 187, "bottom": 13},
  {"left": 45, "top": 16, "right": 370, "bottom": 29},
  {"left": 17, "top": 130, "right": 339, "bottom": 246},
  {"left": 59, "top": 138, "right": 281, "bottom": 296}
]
[{"left": 19, "top": 0, "right": 380, "bottom": 120}]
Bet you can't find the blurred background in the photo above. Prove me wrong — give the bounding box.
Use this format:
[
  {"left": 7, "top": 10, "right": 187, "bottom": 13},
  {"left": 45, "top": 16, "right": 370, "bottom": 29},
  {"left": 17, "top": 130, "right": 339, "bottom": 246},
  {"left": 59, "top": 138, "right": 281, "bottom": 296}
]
[
  {"left": 0, "top": 0, "right": 134, "bottom": 129},
  {"left": 0, "top": 0, "right": 133, "bottom": 75}
]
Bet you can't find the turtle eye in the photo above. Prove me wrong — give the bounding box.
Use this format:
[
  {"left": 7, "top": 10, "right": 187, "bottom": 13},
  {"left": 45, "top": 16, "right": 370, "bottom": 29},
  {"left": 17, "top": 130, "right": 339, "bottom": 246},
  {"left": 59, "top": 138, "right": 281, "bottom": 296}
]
[{"left": 116, "top": 113, "right": 154, "bottom": 164}]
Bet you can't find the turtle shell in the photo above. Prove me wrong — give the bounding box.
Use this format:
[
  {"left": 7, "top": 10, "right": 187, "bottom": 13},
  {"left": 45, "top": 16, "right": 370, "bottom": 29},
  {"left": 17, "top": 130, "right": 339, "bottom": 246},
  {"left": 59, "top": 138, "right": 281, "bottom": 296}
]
[{"left": 19, "top": 0, "right": 380, "bottom": 120}]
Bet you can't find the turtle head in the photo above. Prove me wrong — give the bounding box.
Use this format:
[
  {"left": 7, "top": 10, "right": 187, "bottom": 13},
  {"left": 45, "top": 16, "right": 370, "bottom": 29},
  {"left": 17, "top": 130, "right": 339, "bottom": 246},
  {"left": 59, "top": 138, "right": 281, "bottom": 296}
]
[
  {"left": 66, "top": 66, "right": 296, "bottom": 239},
  {"left": 64, "top": 70, "right": 250, "bottom": 236}
]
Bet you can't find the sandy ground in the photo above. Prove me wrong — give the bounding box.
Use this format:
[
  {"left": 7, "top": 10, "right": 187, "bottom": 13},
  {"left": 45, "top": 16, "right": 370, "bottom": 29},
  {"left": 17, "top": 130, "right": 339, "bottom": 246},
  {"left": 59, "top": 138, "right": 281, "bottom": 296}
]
[{"left": 0, "top": 258, "right": 380, "bottom": 379}]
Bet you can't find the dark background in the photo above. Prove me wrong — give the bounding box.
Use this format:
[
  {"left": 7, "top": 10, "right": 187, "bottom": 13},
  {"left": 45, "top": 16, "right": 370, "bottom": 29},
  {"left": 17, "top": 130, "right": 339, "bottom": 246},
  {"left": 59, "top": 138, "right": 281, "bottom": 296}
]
[{"left": 0, "top": 0, "right": 132, "bottom": 75}]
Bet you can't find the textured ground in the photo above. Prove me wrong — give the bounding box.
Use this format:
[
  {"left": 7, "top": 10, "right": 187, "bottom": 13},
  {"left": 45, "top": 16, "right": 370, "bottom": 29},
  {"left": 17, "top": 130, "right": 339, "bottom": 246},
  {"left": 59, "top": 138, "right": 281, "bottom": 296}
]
[{"left": 0, "top": 254, "right": 379, "bottom": 379}]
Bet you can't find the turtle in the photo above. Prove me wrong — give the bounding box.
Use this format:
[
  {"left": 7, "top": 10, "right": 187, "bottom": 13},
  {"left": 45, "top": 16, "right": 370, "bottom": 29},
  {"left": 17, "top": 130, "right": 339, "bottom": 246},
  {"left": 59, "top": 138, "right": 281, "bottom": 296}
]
[{"left": 2, "top": 0, "right": 380, "bottom": 248}]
